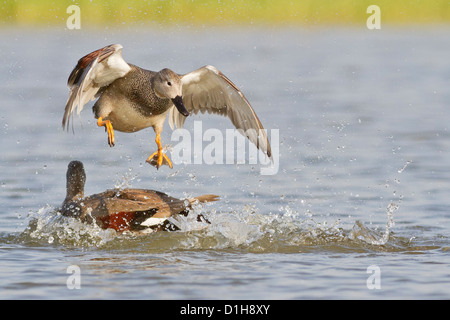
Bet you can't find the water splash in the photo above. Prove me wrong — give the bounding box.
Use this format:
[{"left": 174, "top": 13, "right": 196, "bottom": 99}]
[
  {"left": 349, "top": 201, "right": 397, "bottom": 245},
  {"left": 12, "top": 200, "right": 401, "bottom": 252},
  {"left": 113, "top": 167, "right": 137, "bottom": 190},
  {"left": 18, "top": 206, "right": 118, "bottom": 247}
]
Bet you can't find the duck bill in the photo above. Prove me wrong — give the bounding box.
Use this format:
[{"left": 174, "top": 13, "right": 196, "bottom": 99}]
[{"left": 172, "top": 96, "right": 189, "bottom": 117}]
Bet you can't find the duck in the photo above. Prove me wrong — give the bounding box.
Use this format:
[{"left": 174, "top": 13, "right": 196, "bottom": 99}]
[
  {"left": 62, "top": 44, "right": 272, "bottom": 169},
  {"left": 60, "top": 160, "right": 219, "bottom": 232}
]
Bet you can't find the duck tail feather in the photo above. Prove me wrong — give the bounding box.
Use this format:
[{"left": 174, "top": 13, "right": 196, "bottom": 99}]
[{"left": 189, "top": 194, "right": 220, "bottom": 204}]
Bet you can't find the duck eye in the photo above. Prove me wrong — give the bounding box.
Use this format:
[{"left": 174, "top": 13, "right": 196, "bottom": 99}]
[{"left": 167, "top": 81, "right": 172, "bottom": 86}]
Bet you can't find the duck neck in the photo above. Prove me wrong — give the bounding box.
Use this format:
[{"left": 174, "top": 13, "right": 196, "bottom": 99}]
[
  {"left": 65, "top": 185, "right": 84, "bottom": 202},
  {"left": 65, "top": 173, "right": 85, "bottom": 201}
]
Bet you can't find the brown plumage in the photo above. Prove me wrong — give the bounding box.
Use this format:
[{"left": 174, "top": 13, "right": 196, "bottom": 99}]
[{"left": 61, "top": 161, "right": 219, "bottom": 232}]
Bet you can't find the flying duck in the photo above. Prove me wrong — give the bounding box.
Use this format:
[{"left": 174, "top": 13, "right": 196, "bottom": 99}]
[{"left": 62, "top": 44, "right": 272, "bottom": 169}]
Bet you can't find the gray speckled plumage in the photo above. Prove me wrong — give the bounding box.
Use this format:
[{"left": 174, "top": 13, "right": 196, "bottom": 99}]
[{"left": 92, "top": 65, "right": 173, "bottom": 132}]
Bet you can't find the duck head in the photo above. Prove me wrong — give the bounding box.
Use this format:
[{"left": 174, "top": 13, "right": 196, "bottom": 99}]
[{"left": 152, "top": 68, "right": 189, "bottom": 117}]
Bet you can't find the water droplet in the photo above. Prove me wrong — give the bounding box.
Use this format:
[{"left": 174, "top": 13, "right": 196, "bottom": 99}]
[{"left": 398, "top": 160, "right": 411, "bottom": 173}]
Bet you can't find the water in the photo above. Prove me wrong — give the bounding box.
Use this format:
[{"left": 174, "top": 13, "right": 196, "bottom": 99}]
[{"left": 0, "top": 25, "right": 449, "bottom": 300}]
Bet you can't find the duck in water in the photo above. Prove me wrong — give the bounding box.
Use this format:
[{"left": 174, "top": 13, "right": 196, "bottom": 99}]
[{"left": 61, "top": 160, "right": 219, "bottom": 232}]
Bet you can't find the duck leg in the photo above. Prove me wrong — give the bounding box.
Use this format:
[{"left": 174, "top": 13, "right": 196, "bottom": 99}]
[
  {"left": 146, "top": 133, "right": 173, "bottom": 169},
  {"left": 97, "top": 117, "right": 115, "bottom": 147}
]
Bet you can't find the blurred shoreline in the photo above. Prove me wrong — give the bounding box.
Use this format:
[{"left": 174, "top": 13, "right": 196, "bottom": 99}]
[{"left": 2, "top": 0, "right": 449, "bottom": 27}]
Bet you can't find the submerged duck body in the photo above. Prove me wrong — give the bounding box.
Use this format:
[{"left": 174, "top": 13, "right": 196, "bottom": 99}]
[
  {"left": 61, "top": 161, "right": 219, "bottom": 232},
  {"left": 62, "top": 44, "right": 272, "bottom": 169}
]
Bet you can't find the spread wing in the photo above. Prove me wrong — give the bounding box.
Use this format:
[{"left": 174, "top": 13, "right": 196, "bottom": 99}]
[
  {"left": 168, "top": 65, "right": 272, "bottom": 159},
  {"left": 62, "top": 44, "right": 131, "bottom": 130}
]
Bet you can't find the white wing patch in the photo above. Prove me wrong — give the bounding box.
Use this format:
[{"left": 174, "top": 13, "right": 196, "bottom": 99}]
[
  {"left": 140, "top": 217, "right": 168, "bottom": 227},
  {"left": 62, "top": 44, "right": 131, "bottom": 130}
]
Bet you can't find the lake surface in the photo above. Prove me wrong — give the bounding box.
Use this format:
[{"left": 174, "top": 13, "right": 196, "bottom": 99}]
[{"left": 0, "top": 25, "right": 449, "bottom": 300}]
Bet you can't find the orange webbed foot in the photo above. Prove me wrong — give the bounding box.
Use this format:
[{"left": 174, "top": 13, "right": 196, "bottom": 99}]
[
  {"left": 97, "top": 117, "right": 115, "bottom": 147},
  {"left": 146, "top": 133, "right": 173, "bottom": 169},
  {"left": 146, "top": 150, "right": 173, "bottom": 169}
]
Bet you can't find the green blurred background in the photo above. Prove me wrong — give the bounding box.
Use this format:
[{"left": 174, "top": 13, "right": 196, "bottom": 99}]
[{"left": 1, "top": 0, "right": 449, "bottom": 27}]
